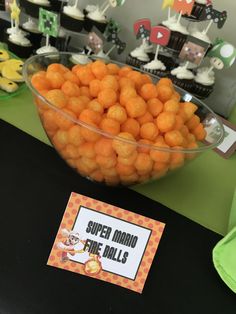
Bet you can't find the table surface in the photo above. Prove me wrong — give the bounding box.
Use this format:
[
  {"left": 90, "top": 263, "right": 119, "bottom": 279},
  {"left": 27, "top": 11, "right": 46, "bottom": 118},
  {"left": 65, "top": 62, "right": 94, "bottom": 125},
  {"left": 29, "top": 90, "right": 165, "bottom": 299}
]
[
  {"left": 0, "top": 119, "right": 236, "bottom": 314},
  {"left": 1, "top": 89, "right": 236, "bottom": 236}
]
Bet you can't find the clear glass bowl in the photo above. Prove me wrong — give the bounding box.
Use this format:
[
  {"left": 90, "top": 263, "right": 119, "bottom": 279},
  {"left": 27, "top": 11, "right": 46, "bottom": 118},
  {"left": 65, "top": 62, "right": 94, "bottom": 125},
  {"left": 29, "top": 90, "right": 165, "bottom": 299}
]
[{"left": 23, "top": 52, "right": 224, "bottom": 186}]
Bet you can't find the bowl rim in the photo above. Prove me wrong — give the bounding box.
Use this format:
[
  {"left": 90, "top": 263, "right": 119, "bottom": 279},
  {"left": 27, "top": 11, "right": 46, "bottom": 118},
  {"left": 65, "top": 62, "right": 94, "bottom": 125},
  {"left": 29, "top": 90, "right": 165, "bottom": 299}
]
[{"left": 23, "top": 51, "right": 225, "bottom": 154}]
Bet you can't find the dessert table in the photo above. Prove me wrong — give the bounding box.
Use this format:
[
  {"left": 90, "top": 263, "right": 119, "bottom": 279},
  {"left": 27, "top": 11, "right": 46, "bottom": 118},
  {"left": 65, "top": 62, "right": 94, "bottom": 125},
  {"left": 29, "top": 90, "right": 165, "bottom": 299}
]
[
  {"left": 0, "top": 118, "right": 235, "bottom": 314},
  {"left": 1, "top": 88, "right": 236, "bottom": 236}
]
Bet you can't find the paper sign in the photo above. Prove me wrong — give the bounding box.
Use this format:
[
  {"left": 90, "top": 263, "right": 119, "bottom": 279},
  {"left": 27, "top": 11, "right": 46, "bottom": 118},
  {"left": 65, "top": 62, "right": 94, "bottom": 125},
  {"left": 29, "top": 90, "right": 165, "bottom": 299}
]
[
  {"left": 179, "top": 35, "right": 210, "bottom": 65},
  {"left": 48, "top": 192, "right": 165, "bottom": 293},
  {"left": 173, "top": 0, "right": 195, "bottom": 16},
  {"left": 150, "top": 26, "right": 170, "bottom": 46},
  {"left": 199, "top": 5, "right": 227, "bottom": 28},
  {"left": 39, "top": 8, "right": 58, "bottom": 37},
  {"left": 133, "top": 18, "right": 151, "bottom": 36},
  {"left": 87, "top": 32, "right": 103, "bottom": 54},
  {"left": 204, "top": 114, "right": 236, "bottom": 158},
  {"left": 162, "top": 0, "right": 174, "bottom": 10}
]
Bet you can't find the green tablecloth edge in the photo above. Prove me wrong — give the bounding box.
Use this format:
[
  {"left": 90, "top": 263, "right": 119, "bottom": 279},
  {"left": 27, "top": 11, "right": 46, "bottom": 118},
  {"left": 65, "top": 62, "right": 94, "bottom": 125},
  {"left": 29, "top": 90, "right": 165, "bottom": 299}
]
[{"left": 1, "top": 89, "right": 236, "bottom": 236}]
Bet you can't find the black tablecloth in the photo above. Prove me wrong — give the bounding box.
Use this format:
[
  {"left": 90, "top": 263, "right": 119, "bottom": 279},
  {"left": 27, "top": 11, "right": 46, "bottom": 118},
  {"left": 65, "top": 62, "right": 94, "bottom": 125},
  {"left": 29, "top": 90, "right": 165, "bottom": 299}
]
[{"left": 0, "top": 119, "right": 235, "bottom": 314}]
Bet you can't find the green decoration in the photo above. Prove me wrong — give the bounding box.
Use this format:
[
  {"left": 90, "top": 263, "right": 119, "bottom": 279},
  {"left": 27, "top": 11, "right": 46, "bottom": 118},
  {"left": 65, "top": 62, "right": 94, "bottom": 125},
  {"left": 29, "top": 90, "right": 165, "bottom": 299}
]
[
  {"left": 208, "top": 38, "right": 236, "bottom": 69},
  {"left": 104, "top": 18, "right": 120, "bottom": 37},
  {"left": 38, "top": 8, "right": 58, "bottom": 37}
]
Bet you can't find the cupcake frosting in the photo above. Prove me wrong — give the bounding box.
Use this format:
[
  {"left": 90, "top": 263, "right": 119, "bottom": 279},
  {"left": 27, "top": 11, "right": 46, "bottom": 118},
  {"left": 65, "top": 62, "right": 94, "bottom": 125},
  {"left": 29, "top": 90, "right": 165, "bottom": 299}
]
[
  {"left": 28, "top": 0, "right": 50, "bottom": 5},
  {"left": 63, "top": 5, "right": 84, "bottom": 19},
  {"left": 36, "top": 45, "right": 58, "bottom": 54},
  {"left": 95, "top": 50, "right": 110, "bottom": 60},
  {"left": 71, "top": 53, "right": 92, "bottom": 65},
  {"left": 195, "top": 0, "right": 207, "bottom": 4},
  {"left": 9, "top": 32, "right": 31, "bottom": 47},
  {"left": 143, "top": 59, "right": 166, "bottom": 71},
  {"left": 23, "top": 19, "right": 41, "bottom": 33},
  {"left": 168, "top": 21, "right": 189, "bottom": 35},
  {"left": 162, "top": 15, "right": 177, "bottom": 29},
  {"left": 195, "top": 67, "right": 215, "bottom": 86},
  {"left": 85, "top": 5, "right": 98, "bottom": 13},
  {"left": 130, "top": 45, "right": 150, "bottom": 62},
  {"left": 87, "top": 8, "right": 106, "bottom": 22},
  {"left": 171, "top": 66, "right": 194, "bottom": 80}
]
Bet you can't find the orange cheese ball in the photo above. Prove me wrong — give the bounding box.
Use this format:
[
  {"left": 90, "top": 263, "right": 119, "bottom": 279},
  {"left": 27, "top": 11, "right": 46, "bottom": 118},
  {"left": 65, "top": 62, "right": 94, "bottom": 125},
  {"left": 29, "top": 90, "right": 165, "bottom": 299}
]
[
  {"left": 72, "top": 64, "right": 83, "bottom": 74},
  {"left": 67, "top": 96, "right": 86, "bottom": 116},
  {"left": 61, "top": 80, "right": 80, "bottom": 97},
  {"left": 94, "top": 138, "right": 115, "bottom": 157},
  {"left": 97, "top": 88, "right": 117, "bottom": 108},
  {"left": 112, "top": 132, "right": 136, "bottom": 157},
  {"left": 101, "top": 167, "right": 118, "bottom": 177},
  {"left": 150, "top": 142, "right": 171, "bottom": 163},
  {"left": 116, "top": 163, "right": 136, "bottom": 176},
  {"left": 153, "top": 161, "right": 169, "bottom": 172},
  {"left": 137, "top": 111, "right": 153, "bottom": 125},
  {"left": 63, "top": 71, "right": 80, "bottom": 85},
  {"left": 31, "top": 74, "right": 51, "bottom": 91},
  {"left": 47, "top": 63, "right": 69, "bottom": 74},
  {"left": 121, "top": 118, "right": 140, "bottom": 139},
  {"left": 100, "top": 75, "right": 119, "bottom": 92},
  {"left": 181, "top": 102, "right": 198, "bottom": 121},
  {"left": 157, "top": 78, "right": 173, "bottom": 88},
  {"left": 80, "top": 156, "right": 98, "bottom": 172},
  {"left": 125, "top": 96, "right": 147, "bottom": 118},
  {"left": 156, "top": 111, "right": 176, "bottom": 133},
  {"left": 107, "top": 63, "right": 120, "bottom": 75},
  {"left": 117, "top": 150, "right": 138, "bottom": 166},
  {"left": 45, "top": 89, "right": 67, "bottom": 108},
  {"left": 171, "top": 91, "right": 181, "bottom": 102},
  {"left": 80, "top": 86, "right": 92, "bottom": 99},
  {"left": 186, "top": 115, "right": 200, "bottom": 131},
  {"left": 53, "top": 129, "right": 68, "bottom": 150},
  {"left": 96, "top": 154, "right": 117, "bottom": 169},
  {"left": 78, "top": 142, "right": 96, "bottom": 158},
  {"left": 89, "top": 79, "right": 101, "bottom": 98},
  {"left": 174, "top": 115, "right": 184, "bottom": 130},
  {"left": 99, "top": 118, "right": 120, "bottom": 136},
  {"left": 76, "top": 66, "right": 95, "bottom": 86},
  {"left": 79, "top": 95, "right": 91, "bottom": 105},
  {"left": 134, "top": 153, "right": 153, "bottom": 174},
  {"left": 42, "top": 109, "right": 58, "bottom": 132},
  {"left": 147, "top": 98, "right": 163, "bottom": 117},
  {"left": 119, "top": 87, "right": 137, "bottom": 106},
  {"left": 120, "top": 173, "right": 139, "bottom": 185},
  {"left": 119, "top": 77, "right": 135, "bottom": 89},
  {"left": 75, "top": 158, "right": 91, "bottom": 176},
  {"left": 46, "top": 71, "right": 65, "bottom": 89},
  {"left": 169, "top": 148, "right": 185, "bottom": 170},
  {"left": 90, "top": 169, "right": 104, "bottom": 182},
  {"left": 118, "top": 66, "right": 132, "bottom": 77},
  {"left": 186, "top": 142, "right": 199, "bottom": 160},
  {"left": 164, "top": 130, "right": 184, "bottom": 147},
  {"left": 68, "top": 125, "right": 84, "bottom": 146},
  {"left": 62, "top": 144, "right": 80, "bottom": 159},
  {"left": 107, "top": 105, "right": 127, "bottom": 124},
  {"left": 87, "top": 99, "right": 104, "bottom": 114},
  {"left": 91, "top": 60, "right": 108, "bottom": 80},
  {"left": 140, "top": 122, "right": 159, "bottom": 141},
  {"left": 137, "top": 139, "right": 153, "bottom": 154},
  {"left": 140, "top": 83, "right": 158, "bottom": 100},
  {"left": 163, "top": 99, "right": 180, "bottom": 113},
  {"left": 141, "top": 74, "right": 152, "bottom": 84},
  {"left": 126, "top": 71, "right": 143, "bottom": 90},
  {"left": 54, "top": 108, "right": 76, "bottom": 130},
  {"left": 157, "top": 85, "right": 173, "bottom": 103},
  {"left": 80, "top": 123, "right": 101, "bottom": 142},
  {"left": 192, "top": 123, "right": 207, "bottom": 141},
  {"left": 79, "top": 109, "right": 102, "bottom": 125}
]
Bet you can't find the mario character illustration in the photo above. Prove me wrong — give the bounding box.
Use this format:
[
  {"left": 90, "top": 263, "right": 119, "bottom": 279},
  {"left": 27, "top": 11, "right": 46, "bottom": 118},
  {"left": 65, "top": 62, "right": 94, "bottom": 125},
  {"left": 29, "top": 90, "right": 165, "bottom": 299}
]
[{"left": 57, "top": 228, "right": 85, "bottom": 262}]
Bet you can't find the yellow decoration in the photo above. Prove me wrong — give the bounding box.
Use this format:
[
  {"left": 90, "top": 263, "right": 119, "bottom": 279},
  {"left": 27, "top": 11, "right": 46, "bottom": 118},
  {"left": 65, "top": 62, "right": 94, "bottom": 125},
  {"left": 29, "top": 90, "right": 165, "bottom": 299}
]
[
  {"left": 0, "top": 49, "right": 10, "bottom": 61},
  {"left": 162, "top": 0, "right": 174, "bottom": 9},
  {"left": 0, "top": 76, "right": 18, "bottom": 93},
  {"left": 9, "top": 0, "right": 21, "bottom": 28},
  {"left": 0, "top": 59, "right": 24, "bottom": 82}
]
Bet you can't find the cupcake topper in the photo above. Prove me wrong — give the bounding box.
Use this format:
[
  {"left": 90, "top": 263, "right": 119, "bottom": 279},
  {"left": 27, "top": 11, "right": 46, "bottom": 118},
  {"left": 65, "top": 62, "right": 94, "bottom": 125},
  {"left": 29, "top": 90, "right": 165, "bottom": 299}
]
[
  {"left": 87, "top": 32, "right": 104, "bottom": 54},
  {"left": 9, "top": 0, "right": 20, "bottom": 30},
  {"left": 179, "top": 35, "right": 210, "bottom": 69},
  {"left": 162, "top": 0, "right": 174, "bottom": 21},
  {"left": 173, "top": 0, "right": 195, "bottom": 24},
  {"left": 134, "top": 19, "right": 151, "bottom": 46},
  {"left": 207, "top": 39, "right": 236, "bottom": 73},
  {"left": 199, "top": 5, "right": 227, "bottom": 35},
  {"left": 104, "top": 18, "right": 120, "bottom": 38},
  {"left": 99, "top": 0, "right": 125, "bottom": 16},
  {"left": 150, "top": 26, "right": 171, "bottom": 61},
  {"left": 106, "top": 30, "right": 126, "bottom": 56},
  {"left": 39, "top": 8, "right": 58, "bottom": 47}
]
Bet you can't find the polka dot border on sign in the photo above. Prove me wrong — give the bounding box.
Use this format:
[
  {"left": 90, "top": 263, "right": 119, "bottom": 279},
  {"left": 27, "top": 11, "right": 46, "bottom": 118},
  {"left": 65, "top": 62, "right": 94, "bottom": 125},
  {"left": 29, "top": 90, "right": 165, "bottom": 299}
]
[{"left": 47, "top": 192, "right": 165, "bottom": 294}]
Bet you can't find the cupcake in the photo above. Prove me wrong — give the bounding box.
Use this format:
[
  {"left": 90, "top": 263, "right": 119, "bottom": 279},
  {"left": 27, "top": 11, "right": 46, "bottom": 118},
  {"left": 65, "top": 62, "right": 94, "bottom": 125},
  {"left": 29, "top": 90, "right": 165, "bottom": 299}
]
[
  {"left": 22, "top": 18, "right": 43, "bottom": 50},
  {"left": 141, "top": 58, "right": 168, "bottom": 78},
  {"left": 6, "top": 30, "right": 33, "bottom": 58},
  {"left": 70, "top": 53, "right": 92, "bottom": 65},
  {"left": 169, "top": 65, "right": 195, "bottom": 92},
  {"left": 126, "top": 42, "right": 151, "bottom": 68},
  {"left": 84, "top": 6, "right": 108, "bottom": 33},
  {"left": 60, "top": 1, "right": 84, "bottom": 32},
  {"left": 191, "top": 67, "right": 215, "bottom": 99}
]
